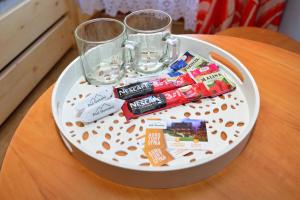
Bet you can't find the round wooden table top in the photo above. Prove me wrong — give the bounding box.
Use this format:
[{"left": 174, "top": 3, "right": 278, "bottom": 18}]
[{"left": 1, "top": 35, "right": 300, "bottom": 200}]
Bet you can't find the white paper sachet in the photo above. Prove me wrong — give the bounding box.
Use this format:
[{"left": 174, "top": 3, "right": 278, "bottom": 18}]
[
  {"left": 79, "top": 98, "right": 124, "bottom": 122},
  {"left": 75, "top": 86, "right": 113, "bottom": 115}
]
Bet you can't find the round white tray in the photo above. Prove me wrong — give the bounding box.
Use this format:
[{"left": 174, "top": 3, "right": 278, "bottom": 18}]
[{"left": 51, "top": 35, "right": 260, "bottom": 188}]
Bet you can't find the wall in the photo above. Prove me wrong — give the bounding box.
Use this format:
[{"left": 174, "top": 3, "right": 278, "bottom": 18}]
[
  {"left": 279, "top": 0, "right": 300, "bottom": 41},
  {"left": 0, "top": 0, "right": 24, "bottom": 15}
]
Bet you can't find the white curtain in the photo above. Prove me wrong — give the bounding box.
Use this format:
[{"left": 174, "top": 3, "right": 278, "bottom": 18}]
[{"left": 76, "top": 0, "right": 199, "bottom": 31}]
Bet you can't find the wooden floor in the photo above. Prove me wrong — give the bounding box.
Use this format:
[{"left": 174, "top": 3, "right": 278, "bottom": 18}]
[{"left": 0, "top": 48, "right": 78, "bottom": 167}]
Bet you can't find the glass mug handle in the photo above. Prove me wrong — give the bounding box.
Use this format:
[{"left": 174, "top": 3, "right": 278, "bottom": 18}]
[
  {"left": 122, "top": 40, "right": 140, "bottom": 70},
  {"left": 163, "top": 33, "right": 180, "bottom": 63}
]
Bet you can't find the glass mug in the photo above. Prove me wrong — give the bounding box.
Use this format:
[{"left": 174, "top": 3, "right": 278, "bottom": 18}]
[
  {"left": 124, "top": 9, "right": 180, "bottom": 74},
  {"left": 75, "top": 18, "right": 127, "bottom": 85}
]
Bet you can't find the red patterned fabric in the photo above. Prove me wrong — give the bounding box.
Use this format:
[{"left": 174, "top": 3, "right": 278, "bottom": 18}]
[{"left": 195, "top": 0, "right": 286, "bottom": 34}]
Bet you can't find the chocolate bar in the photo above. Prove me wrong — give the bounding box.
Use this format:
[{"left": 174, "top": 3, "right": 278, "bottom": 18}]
[
  {"left": 169, "top": 51, "right": 195, "bottom": 71},
  {"left": 168, "top": 51, "right": 210, "bottom": 77}
]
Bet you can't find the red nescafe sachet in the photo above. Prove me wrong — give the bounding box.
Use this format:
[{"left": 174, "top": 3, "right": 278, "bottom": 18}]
[
  {"left": 121, "top": 70, "right": 235, "bottom": 120},
  {"left": 122, "top": 83, "right": 209, "bottom": 120}
]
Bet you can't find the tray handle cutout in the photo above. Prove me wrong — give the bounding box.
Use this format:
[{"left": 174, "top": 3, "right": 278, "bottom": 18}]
[{"left": 209, "top": 52, "right": 244, "bottom": 83}]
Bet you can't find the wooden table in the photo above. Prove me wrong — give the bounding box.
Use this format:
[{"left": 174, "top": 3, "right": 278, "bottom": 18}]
[
  {"left": 1, "top": 35, "right": 300, "bottom": 200},
  {"left": 216, "top": 27, "right": 300, "bottom": 55}
]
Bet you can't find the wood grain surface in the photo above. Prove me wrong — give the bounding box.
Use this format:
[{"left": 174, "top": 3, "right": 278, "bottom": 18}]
[
  {"left": 0, "top": 35, "right": 300, "bottom": 200},
  {"left": 217, "top": 27, "right": 300, "bottom": 55},
  {"left": 0, "top": 0, "right": 68, "bottom": 70},
  {"left": 0, "top": 16, "right": 73, "bottom": 125}
]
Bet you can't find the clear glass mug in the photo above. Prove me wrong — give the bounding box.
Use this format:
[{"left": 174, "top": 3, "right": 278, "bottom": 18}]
[
  {"left": 124, "top": 9, "right": 180, "bottom": 74},
  {"left": 75, "top": 18, "right": 127, "bottom": 85}
]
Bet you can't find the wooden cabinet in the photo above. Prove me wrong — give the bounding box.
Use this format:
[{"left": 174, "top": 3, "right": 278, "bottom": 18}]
[{"left": 0, "top": 0, "right": 76, "bottom": 125}]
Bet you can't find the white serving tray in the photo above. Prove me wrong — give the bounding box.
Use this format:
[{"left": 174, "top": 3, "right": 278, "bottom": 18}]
[{"left": 51, "top": 35, "right": 260, "bottom": 188}]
